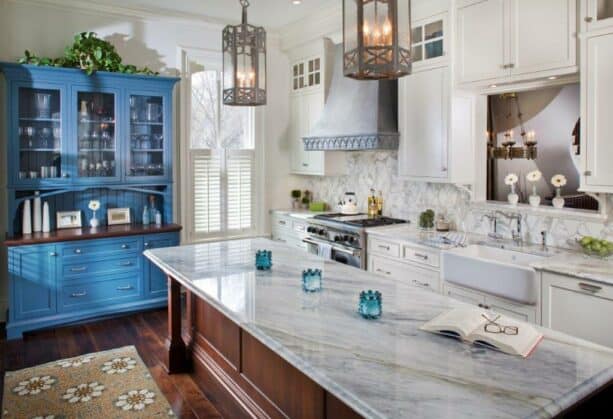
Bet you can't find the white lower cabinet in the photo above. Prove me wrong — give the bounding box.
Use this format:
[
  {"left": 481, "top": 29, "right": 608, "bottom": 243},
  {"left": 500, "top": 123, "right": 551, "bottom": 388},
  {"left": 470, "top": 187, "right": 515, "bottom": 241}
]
[
  {"left": 271, "top": 212, "right": 309, "bottom": 251},
  {"left": 443, "top": 282, "right": 538, "bottom": 324},
  {"left": 542, "top": 272, "right": 613, "bottom": 348}
]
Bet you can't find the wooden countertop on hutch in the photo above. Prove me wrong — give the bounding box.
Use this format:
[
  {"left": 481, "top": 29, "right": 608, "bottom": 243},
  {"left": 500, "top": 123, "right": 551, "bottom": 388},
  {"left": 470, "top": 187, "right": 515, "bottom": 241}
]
[{"left": 3, "top": 223, "right": 182, "bottom": 246}]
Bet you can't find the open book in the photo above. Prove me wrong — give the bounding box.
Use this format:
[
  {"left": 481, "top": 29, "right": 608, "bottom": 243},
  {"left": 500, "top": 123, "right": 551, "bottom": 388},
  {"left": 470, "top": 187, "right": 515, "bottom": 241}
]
[{"left": 420, "top": 308, "right": 543, "bottom": 358}]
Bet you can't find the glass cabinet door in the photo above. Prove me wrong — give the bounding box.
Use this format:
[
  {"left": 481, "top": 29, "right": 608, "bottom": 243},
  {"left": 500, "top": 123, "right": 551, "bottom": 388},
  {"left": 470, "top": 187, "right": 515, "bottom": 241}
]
[
  {"left": 127, "top": 94, "right": 165, "bottom": 179},
  {"left": 75, "top": 90, "right": 118, "bottom": 180},
  {"left": 411, "top": 16, "right": 445, "bottom": 67},
  {"left": 17, "top": 87, "right": 63, "bottom": 182}
]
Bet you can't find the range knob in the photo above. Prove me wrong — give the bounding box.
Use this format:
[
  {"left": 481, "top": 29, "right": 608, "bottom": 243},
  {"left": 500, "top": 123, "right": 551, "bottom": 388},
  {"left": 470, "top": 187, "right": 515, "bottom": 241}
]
[
  {"left": 318, "top": 229, "right": 326, "bottom": 236},
  {"left": 347, "top": 236, "right": 355, "bottom": 244},
  {"left": 334, "top": 235, "right": 341, "bottom": 242},
  {"left": 307, "top": 226, "right": 315, "bottom": 233}
]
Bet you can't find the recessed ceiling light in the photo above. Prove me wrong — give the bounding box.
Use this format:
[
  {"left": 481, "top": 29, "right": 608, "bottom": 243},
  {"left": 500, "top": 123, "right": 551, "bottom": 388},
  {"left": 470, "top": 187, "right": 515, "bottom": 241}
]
[
  {"left": 489, "top": 84, "right": 497, "bottom": 88},
  {"left": 548, "top": 76, "right": 558, "bottom": 80},
  {"left": 292, "top": 0, "right": 302, "bottom": 4}
]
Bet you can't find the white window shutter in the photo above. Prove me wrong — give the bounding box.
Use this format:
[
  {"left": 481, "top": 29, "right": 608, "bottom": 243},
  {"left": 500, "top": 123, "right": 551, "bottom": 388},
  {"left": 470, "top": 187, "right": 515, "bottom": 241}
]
[
  {"left": 226, "top": 150, "right": 255, "bottom": 231},
  {"left": 192, "top": 150, "right": 222, "bottom": 235}
]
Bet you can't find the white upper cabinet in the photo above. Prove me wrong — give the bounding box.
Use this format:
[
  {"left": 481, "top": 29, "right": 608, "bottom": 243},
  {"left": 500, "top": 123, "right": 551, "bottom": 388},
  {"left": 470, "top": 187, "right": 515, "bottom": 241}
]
[
  {"left": 581, "top": 31, "right": 613, "bottom": 191},
  {"left": 288, "top": 39, "right": 344, "bottom": 176},
  {"left": 456, "top": 0, "right": 577, "bottom": 86},
  {"left": 457, "top": 0, "right": 508, "bottom": 84},
  {"left": 584, "top": 0, "right": 613, "bottom": 32},
  {"left": 411, "top": 13, "right": 449, "bottom": 72}
]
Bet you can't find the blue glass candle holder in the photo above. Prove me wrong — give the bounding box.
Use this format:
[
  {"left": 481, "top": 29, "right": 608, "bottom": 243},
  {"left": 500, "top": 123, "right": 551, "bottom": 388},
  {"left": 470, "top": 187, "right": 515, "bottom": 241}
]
[
  {"left": 302, "top": 269, "right": 323, "bottom": 292},
  {"left": 358, "top": 290, "right": 382, "bottom": 319},
  {"left": 255, "top": 250, "right": 272, "bottom": 270}
]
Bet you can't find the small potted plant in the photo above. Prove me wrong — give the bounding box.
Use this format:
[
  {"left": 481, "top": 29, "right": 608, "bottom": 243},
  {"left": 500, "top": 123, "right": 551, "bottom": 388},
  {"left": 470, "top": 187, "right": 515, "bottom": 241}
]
[
  {"left": 551, "top": 174, "right": 567, "bottom": 209},
  {"left": 526, "top": 170, "right": 542, "bottom": 207},
  {"left": 291, "top": 190, "right": 301, "bottom": 209},
  {"left": 301, "top": 190, "right": 312, "bottom": 209},
  {"left": 88, "top": 199, "right": 101, "bottom": 228},
  {"left": 504, "top": 173, "right": 519, "bottom": 206}
]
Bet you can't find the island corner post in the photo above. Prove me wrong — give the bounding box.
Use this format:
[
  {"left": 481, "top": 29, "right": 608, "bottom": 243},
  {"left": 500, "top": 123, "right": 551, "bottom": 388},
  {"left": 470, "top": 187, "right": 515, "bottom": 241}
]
[{"left": 162, "top": 274, "right": 362, "bottom": 419}]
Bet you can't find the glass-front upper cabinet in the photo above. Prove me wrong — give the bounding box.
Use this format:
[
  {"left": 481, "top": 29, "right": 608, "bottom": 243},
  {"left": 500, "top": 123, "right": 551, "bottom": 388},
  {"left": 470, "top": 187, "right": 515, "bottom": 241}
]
[
  {"left": 74, "top": 89, "right": 120, "bottom": 182},
  {"left": 15, "top": 85, "right": 67, "bottom": 186},
  {"left": 127, "top": 93, "right": 166, "bottom": 181},
  {"left": 411, "top": 14, "right": 446, "bottom": 69}
]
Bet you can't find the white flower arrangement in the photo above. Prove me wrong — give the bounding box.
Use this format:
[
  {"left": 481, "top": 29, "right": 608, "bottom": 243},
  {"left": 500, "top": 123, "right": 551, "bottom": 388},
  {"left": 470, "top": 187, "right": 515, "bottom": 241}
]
[
  {"left": 88, "top": 200, "right": 101, "bottom": 211},
  {"left": 551, "top": 174, "right": 568, "bottom": 188},
  {"left": 504, "top": 173, "right": 519, "bottom": 185},
  {"left": 526, "top": 170, "right": 542, "bottom": 183}
]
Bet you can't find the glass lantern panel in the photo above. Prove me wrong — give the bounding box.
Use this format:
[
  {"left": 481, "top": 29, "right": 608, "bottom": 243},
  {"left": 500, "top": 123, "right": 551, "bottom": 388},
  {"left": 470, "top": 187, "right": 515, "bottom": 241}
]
[
  {"left": 223, "top": 36, "right": 235, "bottom": 95},
  {"left": 343, "top": 0, "right": 358, "bottom": 54},
  {"left": 18, "top": 87, "right": 62, "bottom": 180},
  {"left": 597, "top": 0, "right": 613, "bottom": 21},
  {"left": 76, "top": 91, "right": 116, "bottom": 178},
  {"left": 258, "top": 49, "right": 266, "bottom": 92},
  {"left": 128, "top": 94, "right": 164, "bottom": 177},
  {"left": 425, "top": 20, "right": 443, "bottom": 40},
  {"left": 397, "top": 0, "right": 411, "bottom": 50},
  {"left": 362, "top": 1, "right": 392, "bottom": 48}
]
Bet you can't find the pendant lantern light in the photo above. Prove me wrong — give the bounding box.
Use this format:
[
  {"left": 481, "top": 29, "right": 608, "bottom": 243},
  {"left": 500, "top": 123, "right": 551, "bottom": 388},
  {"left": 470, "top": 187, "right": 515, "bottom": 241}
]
[
  {"left": 343, "top": 0, "right": 413, "bottom": 80},
  {"left": 222, "top": 0, "right": 267, "bottom": 106}
]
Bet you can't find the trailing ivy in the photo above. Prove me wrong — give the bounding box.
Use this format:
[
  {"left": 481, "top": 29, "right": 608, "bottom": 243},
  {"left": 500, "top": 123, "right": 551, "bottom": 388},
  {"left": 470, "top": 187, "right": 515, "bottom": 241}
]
[{"left": 18, "top": 32, "right": 158, "bottom": 76}]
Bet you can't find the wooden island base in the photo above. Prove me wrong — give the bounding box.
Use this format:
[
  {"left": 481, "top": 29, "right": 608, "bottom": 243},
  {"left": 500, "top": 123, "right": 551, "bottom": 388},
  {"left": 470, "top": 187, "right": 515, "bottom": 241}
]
[{"left": 166, "top": 276, "right": 362, "bottom": 419}]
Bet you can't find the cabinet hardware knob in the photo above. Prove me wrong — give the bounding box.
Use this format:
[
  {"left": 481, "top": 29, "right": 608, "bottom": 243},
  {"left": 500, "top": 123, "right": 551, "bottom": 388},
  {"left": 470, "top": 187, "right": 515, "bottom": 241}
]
[
  {"left": 62, "top": 173, "right": 70, "bottom": 178},
  {"left": 584, "top": 170, "right": 592, "bottom": 176},
  {"left": 119, "top": 261, "right": 133, "bottom": 266},
  {"left": 302, "top": 163, "right": 309, "bottom": 167},
  {"left": 121, "top": 244, "right": 128, "bottom": 249},
  {"left": 74, "top": 249, "right": 82, "bottom": 254},
  {"left": 585, "top": 16, "right": 593, "bottom": 22},
  {"left": 49, "top": 252, "right": 58, "bottom": 257},
  {"left": 144, "top": 242, "right": 150, "bottom": 247},
  {"left": 70, "top": 291, "right": 87, "bottom": 298},
  {"left": 441, "top": 166, "right": 448, "bottom": 172},
  {"left": 578, "top": 282, "right": 602, "bottom": 293},
  {"left": 116, "top": 285, "right": 134, "bottom": 291},
  {"left": 509, "top": 63, "right": 515, "bottom": 68},
  {"left": 376, "top": 268, "right": 391, "bottom": 275},
  {"left": 279, "top": 220, "right": 286, "bottom": 225},
  {"left": 70, "top": 266, "right": 87, "bottom": 272},
  {"left": 415, "top": 253, "right": 429, "bottom": 260},
  {"left": 378, "top": 245, "right": 390, "bottom": 250}
]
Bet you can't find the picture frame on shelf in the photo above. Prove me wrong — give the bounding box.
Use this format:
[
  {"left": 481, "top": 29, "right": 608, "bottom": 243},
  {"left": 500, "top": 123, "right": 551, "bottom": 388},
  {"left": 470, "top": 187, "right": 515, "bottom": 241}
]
[
  {"left": 56, "top": 210, "right": 82, "bottom": 229},
  {"left": 107, "top": 208, "right": 131, "bottom": 225}
]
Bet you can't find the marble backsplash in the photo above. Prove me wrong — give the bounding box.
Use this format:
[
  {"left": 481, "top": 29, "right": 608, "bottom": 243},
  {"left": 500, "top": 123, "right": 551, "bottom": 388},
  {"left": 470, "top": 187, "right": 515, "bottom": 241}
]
[{"left": 304, "top": 151, "right": 613, "bottom": 249}]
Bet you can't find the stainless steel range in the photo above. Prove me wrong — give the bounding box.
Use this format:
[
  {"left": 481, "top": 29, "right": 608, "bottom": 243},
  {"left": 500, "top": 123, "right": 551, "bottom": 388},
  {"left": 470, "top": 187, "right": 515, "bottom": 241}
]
[{"left": 303, "top": 213, "right": 407, "bottom": 269}]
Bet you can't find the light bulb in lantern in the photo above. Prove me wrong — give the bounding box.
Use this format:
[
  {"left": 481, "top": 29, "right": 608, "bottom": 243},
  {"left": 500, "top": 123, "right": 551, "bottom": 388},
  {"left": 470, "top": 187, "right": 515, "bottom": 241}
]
[
  {"left": 363, "top": 21, "right": 371, "bottom": 46},
  {"left": 382, "top": 18, "right": 392, "bottom": 45},
  {"left": 247, "top": 71, "right": 255, "bottom": 88}
]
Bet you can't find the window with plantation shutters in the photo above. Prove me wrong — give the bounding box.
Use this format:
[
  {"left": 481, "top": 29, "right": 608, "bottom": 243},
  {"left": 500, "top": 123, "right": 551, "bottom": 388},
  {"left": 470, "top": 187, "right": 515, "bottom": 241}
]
[{"left": 189, "top": 68, "right": 255, "bottom": 240}]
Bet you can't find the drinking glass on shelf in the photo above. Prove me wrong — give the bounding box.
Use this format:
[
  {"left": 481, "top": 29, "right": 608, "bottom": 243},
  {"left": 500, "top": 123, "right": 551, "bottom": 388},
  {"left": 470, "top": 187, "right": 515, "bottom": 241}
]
[
  {"left": 90, "top": 130, "right": 100, "bottom": 149},
  {"left": 140, "top": 135, "right": 151, "bottom": 150},
  {"left": 49, "top": 166, "right": 57, "bottom": 178},
  {"left": 25, "top": 126, "right": 35, "bottom": 148},
  {"left": 101, "top": 130, "right": 113, "bottom": 149},
  {"left": 35, "top": 93, "right": 52, "bottom": 119},
  {"left": 41, "top": 127, "right": 52, "bottom": 148},
  {"left": 53, "top": 127, "right": 61, "bottom": 149},
  {"left": 152, "top": 133, "right": 163, "bottom": 149}
]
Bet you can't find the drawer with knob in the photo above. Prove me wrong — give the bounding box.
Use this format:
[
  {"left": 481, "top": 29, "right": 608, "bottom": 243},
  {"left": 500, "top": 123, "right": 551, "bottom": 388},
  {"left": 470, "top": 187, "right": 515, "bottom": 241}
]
[
  {"left": 62, "top": 255, "right": 141, "bottom": 281},
  {"left": 403, "top": 245, "right": 439, "bottom": 268},
  {"left": 60, "top": 275, "right": 140, "bottom": 311},
  {"left": 368, "top": 237, "right": 401, "bottom": 258},
  {"left": 62, "top": 238, "right": 141, "bottom": 260}
]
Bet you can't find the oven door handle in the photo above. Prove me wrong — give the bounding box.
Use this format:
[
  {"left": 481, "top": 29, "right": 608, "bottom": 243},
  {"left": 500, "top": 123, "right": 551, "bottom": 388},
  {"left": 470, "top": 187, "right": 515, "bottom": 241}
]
[{"left": 302, "top": 238, "right": 361, "bottom": 257}]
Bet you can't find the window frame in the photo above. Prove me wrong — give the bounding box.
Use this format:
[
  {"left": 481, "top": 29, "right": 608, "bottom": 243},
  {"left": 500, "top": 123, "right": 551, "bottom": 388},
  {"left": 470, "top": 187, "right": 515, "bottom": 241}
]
[{"left": 179, "top": 47, "right": 264, "bottom": 244}]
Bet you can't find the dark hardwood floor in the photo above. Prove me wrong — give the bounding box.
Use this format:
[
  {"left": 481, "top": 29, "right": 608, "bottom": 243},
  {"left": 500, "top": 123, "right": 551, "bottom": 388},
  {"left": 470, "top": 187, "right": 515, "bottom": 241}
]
[{"left": 0, "top": 309, "right": 223, "bottom": 419}]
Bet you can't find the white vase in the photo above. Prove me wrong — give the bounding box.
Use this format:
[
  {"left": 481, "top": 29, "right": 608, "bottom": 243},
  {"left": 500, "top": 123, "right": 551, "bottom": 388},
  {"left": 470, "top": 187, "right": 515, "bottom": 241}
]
[
  {"left": 42, "top": 201, "right": 50, "bottom": 233},
  {"left": 22, "top": 199, "right": 32, "bottom": 235},
  {"left": 552, "top": 188, "right": 565, "bottom": 209},
  {"left": 529, "top": 195, "right": 541, "bottom": 207},
  {"left": 507, "top": 184, "right": 519, "bottom": 206},
  {"left": 33, "top": 191, "right": 42, "bottom": 232},
  {"left": 90, "top": 210, "right": 100, "bottom": 228}
]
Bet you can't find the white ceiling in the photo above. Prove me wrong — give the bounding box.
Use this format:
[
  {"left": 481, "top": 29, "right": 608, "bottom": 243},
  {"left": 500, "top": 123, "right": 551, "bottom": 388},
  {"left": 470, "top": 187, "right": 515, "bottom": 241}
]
[{"left": 95, "top": 0, "right": 333, "bottom": 29}]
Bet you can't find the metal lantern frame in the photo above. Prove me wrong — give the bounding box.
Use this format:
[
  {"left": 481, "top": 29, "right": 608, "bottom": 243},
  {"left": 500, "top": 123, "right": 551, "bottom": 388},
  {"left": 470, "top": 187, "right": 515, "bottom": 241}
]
[
  {"left": 222, "top": 0, "right": 267, "bottom": 106},
  {"left": 343, "top": 0, "right": 413, "bottom": 80}
]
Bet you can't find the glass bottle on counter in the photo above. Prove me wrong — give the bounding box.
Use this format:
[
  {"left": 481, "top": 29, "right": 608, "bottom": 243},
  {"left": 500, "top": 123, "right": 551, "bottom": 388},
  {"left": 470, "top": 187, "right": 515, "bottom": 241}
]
[
  {"left": 142, "top": 205, "right": 150, "bottom": 225},
  {"left": 376, "top": 190, "right": 384, "bottom": 216},
  {"left": 148, "top": 195, "right": 157, "bottom": 224},
  {"left": 368, "top": 189, "right": 378, "bottom": 217}
]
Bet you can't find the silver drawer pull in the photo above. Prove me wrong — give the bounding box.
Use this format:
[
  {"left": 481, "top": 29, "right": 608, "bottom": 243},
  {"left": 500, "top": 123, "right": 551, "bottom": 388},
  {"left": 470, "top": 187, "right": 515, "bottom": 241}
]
[
  {"left": 376, "top": 268, "right": 391, "bottom": 275},
  {"left": 578, "top": 282, "right": 602, "bottom": 293},
  {"left": 70, "top": 291, "right": 87, "bottom": 298},
  {"left": 478, "top": 303, "right": 491, "bottom": 309},
  {"left": 144, "top": 242, "right": 150, "bottom": 248},
  {"left": 278, "top": 220, "right": 286, "bottom": 225},
  {"left": 378, "top": 245, "right": 391, "bottom": 250},
  {"left": 49, "top": 252, "right": 58, "bottom": 257},
  {"left": 70, "top": 266, "right": 87, "bottom": 272},
  {"left": 116, "top": 285, "right": 134, "bottom": 291},
  {"left": 412, "top": 279, "right": 429, "bottom": 287},
  {"left": 74, "top": 249, "right": 82, "bottom": 254},
  {"left": 119, "top": 261, "right": 133, "bottom": 267},
  {"left": 414, "top": 253, "right": 429, "bottom": 260},
  {"left": 121, "top": 244, "right": 129, "bottom": 249}
]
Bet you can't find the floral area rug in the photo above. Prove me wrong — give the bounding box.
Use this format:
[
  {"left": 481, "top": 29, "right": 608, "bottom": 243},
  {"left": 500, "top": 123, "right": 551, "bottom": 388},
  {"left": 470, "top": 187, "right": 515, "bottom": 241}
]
[{"left": 2, "top": 345, "right": 174, "bottom": 418}]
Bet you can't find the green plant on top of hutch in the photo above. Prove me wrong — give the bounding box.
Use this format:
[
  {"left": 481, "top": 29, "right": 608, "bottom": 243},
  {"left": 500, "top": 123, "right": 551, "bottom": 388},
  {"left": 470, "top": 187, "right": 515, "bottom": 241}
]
[{"left": 0, "top": 61, "right": 181, "bottom": 339}]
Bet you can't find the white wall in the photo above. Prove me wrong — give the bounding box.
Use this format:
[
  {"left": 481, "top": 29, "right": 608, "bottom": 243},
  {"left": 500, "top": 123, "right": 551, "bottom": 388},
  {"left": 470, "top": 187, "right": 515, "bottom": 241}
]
[{"left": 0, "top": 0, "right": 297, "bottom": 321}]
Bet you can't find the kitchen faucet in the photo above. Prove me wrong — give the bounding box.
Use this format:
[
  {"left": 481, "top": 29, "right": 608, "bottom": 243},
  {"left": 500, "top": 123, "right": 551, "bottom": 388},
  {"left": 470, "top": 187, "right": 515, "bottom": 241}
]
[
  {"left": 495, "top": 211, "right": 523, "bottom": 246},
  {"left": 481, "top": 213, "right": 503, "bottom": 240}
]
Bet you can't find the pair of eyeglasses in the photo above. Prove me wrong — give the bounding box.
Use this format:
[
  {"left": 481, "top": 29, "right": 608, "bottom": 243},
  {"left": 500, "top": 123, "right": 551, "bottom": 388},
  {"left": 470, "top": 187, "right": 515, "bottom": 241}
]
[{"left": 482, "top": 314, "right": 519, "bottom": 335}]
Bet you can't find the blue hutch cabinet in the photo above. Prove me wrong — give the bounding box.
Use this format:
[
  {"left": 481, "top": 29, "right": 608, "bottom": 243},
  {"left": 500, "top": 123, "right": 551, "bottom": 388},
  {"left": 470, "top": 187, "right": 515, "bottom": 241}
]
[{"left": 1, "top": 63, "right": 181, "bottom": 339}]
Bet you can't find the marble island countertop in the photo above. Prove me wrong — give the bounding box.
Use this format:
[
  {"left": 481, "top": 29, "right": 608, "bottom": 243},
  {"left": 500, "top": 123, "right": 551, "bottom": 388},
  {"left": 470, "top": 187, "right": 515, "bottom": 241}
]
[
  {"left": 145, "top": 238, "right": 613, "bottom": 419},
  {"left": 366, "top": 224, "right": 613, "bottom": 284}
]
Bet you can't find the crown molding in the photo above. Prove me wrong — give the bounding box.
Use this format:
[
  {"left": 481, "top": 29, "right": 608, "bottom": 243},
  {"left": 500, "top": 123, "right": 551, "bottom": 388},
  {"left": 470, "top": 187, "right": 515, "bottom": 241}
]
[
  {"left": 7, "top": 0, "right": 280, "bottom": 40},
  {"left": 278, "top": 3, "right": 342, "bottom": 51}
]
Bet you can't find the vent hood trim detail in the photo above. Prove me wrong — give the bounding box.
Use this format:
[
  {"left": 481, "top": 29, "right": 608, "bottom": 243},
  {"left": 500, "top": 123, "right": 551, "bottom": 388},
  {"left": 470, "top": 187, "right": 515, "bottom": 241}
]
[{"left": 303, "top": 133, "right": 399, "bottom": 151}]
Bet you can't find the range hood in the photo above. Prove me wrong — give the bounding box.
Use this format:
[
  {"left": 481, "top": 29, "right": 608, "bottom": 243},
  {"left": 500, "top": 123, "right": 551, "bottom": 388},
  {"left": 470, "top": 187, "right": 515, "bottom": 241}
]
[{"left": 302, "top": 45, "right": 399, "bottom": 151}]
